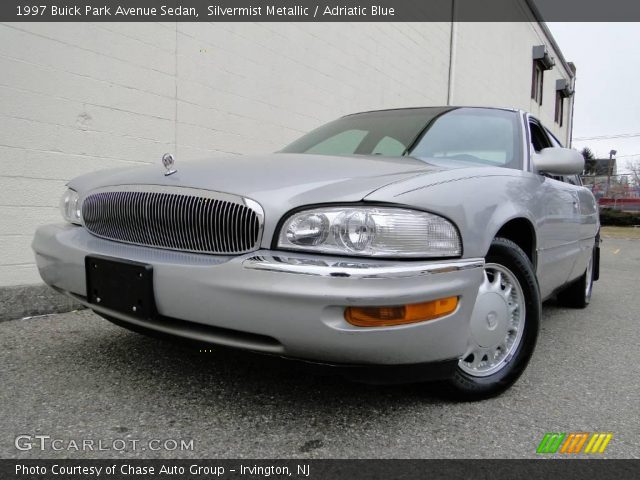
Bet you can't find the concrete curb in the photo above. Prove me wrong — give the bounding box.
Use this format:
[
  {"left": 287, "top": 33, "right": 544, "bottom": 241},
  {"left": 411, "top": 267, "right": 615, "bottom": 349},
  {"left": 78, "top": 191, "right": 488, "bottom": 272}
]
[{"left": 0, "top": 284, "right": 85, "bottom": 322}]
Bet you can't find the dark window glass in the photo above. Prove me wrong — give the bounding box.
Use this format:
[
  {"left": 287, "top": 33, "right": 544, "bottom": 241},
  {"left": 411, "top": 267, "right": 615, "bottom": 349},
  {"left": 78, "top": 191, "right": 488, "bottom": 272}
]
[
  {"left": 555, "top": 91, "right": 564, "bottom": 126},
  {"left": 531, "top": 62, "right": 544, "bottom": 105},
  {"left": 529, "top": 121, "right": 552, "bottom": 153}
]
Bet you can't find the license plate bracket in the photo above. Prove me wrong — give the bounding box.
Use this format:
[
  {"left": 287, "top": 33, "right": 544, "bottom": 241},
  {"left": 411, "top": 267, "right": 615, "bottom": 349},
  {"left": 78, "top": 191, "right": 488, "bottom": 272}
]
[{"left": 85, "top": 255, "right": 155, "bottom": 319}]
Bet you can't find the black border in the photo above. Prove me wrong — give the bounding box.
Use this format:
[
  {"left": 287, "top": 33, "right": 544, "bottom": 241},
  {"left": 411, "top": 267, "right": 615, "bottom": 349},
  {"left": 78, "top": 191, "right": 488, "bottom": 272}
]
[{"left": 3, "top": 0, "right": 640, "bottom": 22}]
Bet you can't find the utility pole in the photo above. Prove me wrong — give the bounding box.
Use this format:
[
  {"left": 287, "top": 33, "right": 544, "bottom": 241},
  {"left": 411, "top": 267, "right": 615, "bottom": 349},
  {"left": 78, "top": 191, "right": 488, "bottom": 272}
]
[{"left": 607, "top": 149, "right": 617, "bottom": 196}]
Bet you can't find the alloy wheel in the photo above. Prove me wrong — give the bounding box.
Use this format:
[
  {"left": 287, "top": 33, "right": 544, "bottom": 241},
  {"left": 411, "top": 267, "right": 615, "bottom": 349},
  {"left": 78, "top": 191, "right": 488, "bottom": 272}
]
[{"left": 459, "top": 263, "right": 526, "bottom": 377}]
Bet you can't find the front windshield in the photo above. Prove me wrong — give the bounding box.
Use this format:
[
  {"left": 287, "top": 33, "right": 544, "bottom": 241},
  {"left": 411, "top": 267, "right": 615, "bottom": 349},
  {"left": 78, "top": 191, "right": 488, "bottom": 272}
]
[{"left": 281, "top": 107, "right": 522, "bottom": 169}]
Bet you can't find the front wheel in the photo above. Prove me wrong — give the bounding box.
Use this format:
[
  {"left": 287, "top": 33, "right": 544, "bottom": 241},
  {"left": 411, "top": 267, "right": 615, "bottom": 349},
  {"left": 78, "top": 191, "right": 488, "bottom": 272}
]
[{"left": 445, "top": 237, "right": 541, "bottom": 400}]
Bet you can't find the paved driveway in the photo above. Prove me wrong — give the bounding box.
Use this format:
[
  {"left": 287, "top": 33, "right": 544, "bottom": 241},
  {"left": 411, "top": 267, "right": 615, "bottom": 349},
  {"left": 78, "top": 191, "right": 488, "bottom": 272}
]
[{"left": 1, "top": 236, "right": 638, "bottom": 458}]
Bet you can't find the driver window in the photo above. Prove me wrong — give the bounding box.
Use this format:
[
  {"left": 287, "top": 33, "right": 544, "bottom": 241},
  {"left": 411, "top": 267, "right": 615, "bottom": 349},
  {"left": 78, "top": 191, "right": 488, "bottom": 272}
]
[
  {"left": 544, "top": 127, "right": 564, "bottom": 148},
  {"left": 529, "top": 121, "right": 552, "bottom": 153}
]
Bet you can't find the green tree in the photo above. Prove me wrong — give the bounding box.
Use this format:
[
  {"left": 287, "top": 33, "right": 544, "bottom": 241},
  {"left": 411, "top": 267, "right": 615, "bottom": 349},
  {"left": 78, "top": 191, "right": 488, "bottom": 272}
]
[{"left": 581, "top": 147, "right": 596, "bottom": 175}]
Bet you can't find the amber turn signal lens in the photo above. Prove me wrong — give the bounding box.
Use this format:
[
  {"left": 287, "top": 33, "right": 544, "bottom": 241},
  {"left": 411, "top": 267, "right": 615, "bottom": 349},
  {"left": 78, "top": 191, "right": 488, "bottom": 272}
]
[{"left": 344, "top": 297, "right": 458, "bottom": 327}]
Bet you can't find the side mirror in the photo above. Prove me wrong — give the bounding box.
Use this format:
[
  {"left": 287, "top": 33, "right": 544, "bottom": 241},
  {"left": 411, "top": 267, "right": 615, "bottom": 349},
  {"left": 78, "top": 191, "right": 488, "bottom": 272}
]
[{"left": 532, "top": 147, "right": 584, "bottom": 175}]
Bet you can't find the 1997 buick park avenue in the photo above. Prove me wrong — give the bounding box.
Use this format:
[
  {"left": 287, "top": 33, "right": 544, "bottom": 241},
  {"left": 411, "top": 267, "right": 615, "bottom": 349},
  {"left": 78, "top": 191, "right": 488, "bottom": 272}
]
[{"left": 33, "top": 107, "right": 599, "bottom": 399}]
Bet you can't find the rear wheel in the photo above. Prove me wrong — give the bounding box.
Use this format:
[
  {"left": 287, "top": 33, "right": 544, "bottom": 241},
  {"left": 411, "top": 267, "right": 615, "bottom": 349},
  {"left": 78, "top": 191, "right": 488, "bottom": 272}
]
[
  {"left": 556, "top": 248, "right": 594, "bottom": 309},
  {"left": 445, "top": 237, "right": 541, "bottom": 400}
]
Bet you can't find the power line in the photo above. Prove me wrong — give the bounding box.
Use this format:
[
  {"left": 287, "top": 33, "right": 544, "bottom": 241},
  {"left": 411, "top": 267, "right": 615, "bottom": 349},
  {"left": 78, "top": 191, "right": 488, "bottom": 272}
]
[{"left": 574, "top": 132, "right": 640, "bottom": 141}]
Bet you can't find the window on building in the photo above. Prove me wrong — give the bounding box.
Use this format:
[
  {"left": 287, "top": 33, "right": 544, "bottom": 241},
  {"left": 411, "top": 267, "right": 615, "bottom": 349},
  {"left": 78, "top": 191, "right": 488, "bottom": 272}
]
[
  {"left": 531, "top": 45, "right": 554, "bottom": 106},
  {"left": 555, "top": 91, "right": 564, "bottom": 126},
  {"left": 531, "top": 61, "right": 544, "bottom": 105},
  {"left": 555, "top": 78, "right": 573, "bottom": 128}
]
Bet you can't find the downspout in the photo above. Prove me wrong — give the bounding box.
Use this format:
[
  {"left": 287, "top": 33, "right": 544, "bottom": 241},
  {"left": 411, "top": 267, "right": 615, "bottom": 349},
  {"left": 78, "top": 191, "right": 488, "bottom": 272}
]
[
  {"left": 446, "top": 0, "right": 457, "bottom": 106},
  {"left": 174, "top": 22, "right": 179, "bottom": 158},
  {"left": 568, "top": 63, "right": 577, "bottom": 147}
]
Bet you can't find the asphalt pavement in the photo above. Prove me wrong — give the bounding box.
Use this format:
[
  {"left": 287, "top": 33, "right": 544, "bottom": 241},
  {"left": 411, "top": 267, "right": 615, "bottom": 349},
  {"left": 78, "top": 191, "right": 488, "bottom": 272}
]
[{"left": 1, "top": 236, "right": 638, "bottom": 459}]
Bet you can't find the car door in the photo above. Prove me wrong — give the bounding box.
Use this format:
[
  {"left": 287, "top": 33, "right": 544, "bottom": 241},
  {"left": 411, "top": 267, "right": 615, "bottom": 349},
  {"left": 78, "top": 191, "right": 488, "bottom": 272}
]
[
  {"left": 545, "top": 127, "right": 599, "bottom": 282},
  {"left": 528, "top": 118, "right": 581, "bottom": 299},
  {"left": 561, "top": 173, "right": 600, "bottom": 280}
]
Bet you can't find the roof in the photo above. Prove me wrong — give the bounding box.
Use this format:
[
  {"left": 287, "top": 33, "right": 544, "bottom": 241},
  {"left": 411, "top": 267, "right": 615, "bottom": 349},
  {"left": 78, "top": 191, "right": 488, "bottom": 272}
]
[{"left": 344, "top": 106, "right": 520, "bottom": 117}]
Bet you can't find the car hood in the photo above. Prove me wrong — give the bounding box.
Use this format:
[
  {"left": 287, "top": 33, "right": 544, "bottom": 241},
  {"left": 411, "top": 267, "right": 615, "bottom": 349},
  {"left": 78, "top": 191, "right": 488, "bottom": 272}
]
[
  {"left": 69, "top": 153, "right": 511, "bottom": 250},
  {"left": 69, "top": 153, "right": 444, "bottom": 210}
]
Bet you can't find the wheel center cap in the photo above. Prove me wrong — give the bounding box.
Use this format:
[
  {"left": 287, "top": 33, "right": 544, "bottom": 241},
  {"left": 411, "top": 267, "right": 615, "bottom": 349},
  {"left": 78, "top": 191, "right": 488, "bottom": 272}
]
[
  {"left": 470, "top": 292, "right": 509, "bottom": 348},
  {"left": 486, "top": 311, "right": 498, "bottom": 330}
]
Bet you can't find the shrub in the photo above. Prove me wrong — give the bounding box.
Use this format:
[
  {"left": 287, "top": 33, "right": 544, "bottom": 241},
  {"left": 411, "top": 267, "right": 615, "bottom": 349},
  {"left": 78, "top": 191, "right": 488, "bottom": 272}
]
[{"left": 599, "top": 208, "right": 640, "bottom": 226}]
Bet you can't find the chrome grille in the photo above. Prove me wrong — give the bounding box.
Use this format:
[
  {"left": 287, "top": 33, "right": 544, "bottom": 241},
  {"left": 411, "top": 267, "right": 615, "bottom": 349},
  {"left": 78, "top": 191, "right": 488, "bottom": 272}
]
[{"left": 81, "top": 187, "right": 263, "bottom": 254}]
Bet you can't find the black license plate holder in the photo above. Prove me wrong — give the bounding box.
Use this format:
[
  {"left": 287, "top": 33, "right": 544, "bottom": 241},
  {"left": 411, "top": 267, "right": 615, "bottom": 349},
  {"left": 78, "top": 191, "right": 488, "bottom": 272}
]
[{"left": 85, "top": 255, "right": 155, "bottom": 319}]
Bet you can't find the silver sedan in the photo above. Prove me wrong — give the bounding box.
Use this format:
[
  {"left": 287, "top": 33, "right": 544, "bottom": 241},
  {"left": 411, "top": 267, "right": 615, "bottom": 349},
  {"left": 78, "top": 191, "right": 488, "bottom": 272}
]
[{"left": 33, "top": 107, "right": 599, "bottom": 399}]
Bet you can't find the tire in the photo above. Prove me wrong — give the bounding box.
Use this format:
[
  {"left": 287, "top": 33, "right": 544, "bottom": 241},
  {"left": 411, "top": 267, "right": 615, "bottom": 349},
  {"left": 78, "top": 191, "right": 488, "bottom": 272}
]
[
  {"left": 444, "top": 237, "right": 541, "bottom": 400},
  {"left": 556, "top": 247, "right": 594, "bottom": 309}
]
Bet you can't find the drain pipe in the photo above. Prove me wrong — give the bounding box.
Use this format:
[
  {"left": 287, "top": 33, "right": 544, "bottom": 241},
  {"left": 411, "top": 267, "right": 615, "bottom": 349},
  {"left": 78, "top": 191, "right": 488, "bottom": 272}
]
[{"left": 447, "top": 0, "right": 457, "bottom": 106}]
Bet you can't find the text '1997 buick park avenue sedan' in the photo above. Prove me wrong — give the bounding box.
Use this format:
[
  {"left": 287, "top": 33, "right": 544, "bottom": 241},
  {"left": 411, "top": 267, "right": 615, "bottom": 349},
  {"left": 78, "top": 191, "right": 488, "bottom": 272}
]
[{"left": 33, "top": 107, "right": 599, "bottom": 399}]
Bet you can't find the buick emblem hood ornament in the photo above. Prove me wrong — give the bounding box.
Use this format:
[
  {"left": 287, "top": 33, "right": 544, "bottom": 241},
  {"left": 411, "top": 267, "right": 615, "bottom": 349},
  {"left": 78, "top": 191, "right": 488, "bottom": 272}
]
[{"left": 162, "top": 153, "right": 177, "bottom": 176}]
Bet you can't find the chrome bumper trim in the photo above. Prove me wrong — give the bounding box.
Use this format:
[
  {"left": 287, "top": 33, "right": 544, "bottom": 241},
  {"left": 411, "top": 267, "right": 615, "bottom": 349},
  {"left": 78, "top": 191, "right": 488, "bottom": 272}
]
[{"left": 242, "top": 255, "right": 484, "bottom": 279}]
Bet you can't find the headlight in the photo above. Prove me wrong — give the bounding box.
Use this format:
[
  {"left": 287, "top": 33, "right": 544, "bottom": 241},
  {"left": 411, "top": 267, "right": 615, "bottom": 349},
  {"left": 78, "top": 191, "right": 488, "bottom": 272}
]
[
  {"left": 277, "top": 206, "right": 461, "bottom": 258},
  {"left": 60, "top": 188, "right": 82, "bottom": 225}
]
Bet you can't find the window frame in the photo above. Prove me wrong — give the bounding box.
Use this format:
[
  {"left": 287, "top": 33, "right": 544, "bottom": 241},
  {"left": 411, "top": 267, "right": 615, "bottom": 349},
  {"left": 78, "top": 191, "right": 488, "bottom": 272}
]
[
  {"left": 554, "top": 90, "right": 564, "bottom": 126},
  {"left": 531, "top": 61, "right": 544, "bottom": 105},
  {"left": 544, "top": 126, "right": 564, "bottom": 148}
]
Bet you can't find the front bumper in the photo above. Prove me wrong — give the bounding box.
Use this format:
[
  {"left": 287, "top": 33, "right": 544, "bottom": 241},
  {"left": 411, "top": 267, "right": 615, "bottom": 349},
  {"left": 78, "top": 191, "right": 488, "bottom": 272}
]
[{"left": 33, "top": 224, "right": 484, "bottom": 369}]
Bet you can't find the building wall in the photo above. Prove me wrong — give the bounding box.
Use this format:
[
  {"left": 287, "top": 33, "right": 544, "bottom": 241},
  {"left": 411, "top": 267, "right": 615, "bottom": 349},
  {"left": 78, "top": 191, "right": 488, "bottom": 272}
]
[
  {"left": 451, "top": 20, "right": 574, "bottom": 144},
  {"left": 0, "top": 22, "right": 452, "bottom": 287},
  {"left": 0, "top": 16, "right": 572, "bottom": 288}
]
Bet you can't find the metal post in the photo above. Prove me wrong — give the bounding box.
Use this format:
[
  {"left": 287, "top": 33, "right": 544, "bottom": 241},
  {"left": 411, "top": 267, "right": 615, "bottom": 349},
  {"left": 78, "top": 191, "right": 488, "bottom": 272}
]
[{"left": 607, "top": 149, "right": 617, "bottom": 196}]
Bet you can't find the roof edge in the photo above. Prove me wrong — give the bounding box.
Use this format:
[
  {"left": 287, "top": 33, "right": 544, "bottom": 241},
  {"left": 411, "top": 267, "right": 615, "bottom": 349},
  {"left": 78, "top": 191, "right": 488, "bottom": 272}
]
[
  {"left": 343, "top": 106, "right": 519, "bottom": 117},
  {"left": 525, "top": 0, "right": 575, "bottom": 79}
]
